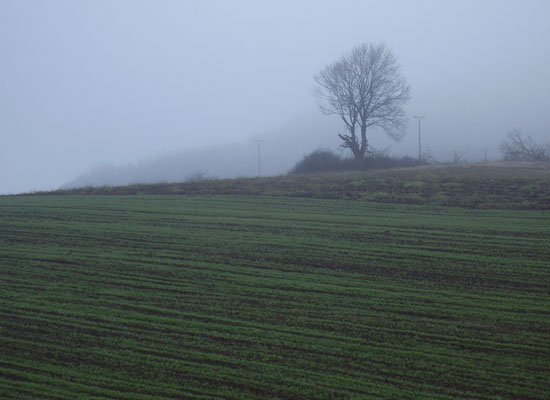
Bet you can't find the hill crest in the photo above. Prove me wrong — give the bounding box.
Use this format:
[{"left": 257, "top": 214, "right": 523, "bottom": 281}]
[{"left": 33, "top": 162, "right": 550, "bottom": 210}]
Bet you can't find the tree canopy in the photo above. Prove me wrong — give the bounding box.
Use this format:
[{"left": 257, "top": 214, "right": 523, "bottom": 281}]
[{"left": 314, "top": 43, "right": 410, "bottom": 159}]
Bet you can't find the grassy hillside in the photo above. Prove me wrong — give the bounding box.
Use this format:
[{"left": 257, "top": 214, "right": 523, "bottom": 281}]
[
  {"left": 1, "top": 194, "right": 549, "bottom": 399},
  {"left": 48, "top": 163, "right": 550, "bottom": 210}
]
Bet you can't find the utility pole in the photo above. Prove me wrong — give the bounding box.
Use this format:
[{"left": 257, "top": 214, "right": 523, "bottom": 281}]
[
  {"left": 413, "top": 115, "right": 426, "bottom": 161},
  {"left": 254, "top": 139, "right": 264, "bottom": 177}
]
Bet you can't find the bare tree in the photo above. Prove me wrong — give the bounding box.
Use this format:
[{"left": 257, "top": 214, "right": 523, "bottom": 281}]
[
  {"left": 501, "top": 129, "right": 549, "bottom": 161},
  {"left": 314, "top": 43, "right": 410, "bottom": 159}
]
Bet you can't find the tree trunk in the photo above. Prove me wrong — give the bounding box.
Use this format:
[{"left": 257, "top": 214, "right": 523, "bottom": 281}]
[
  {"left": 352, "top": 148, "right": 364, "bottom": 160},
  {"left": 359, "top": 125, "right": 368, "bottom": 158},
  {"left": 350, "top": 126, "right": 367, "bottom": 160}
]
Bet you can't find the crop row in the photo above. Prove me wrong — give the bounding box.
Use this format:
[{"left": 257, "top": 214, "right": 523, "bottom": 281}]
[{"left": 1, "top": 195, "right": 549, "bottom": 399}]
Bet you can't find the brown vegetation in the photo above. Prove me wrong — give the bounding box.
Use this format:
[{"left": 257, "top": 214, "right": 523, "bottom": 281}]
[{"left": 37, "top": 163, "right": 550, "bottom": 210}]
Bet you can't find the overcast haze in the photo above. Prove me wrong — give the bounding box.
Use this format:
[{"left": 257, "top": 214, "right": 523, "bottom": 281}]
[{"left": 2, "top": 0, "right": 549, "bottom": 194}]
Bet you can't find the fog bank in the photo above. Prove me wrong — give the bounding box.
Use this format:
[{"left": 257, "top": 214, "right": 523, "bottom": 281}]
[{"left": 2, "top": 0, "right": 549, "bottom": 193}]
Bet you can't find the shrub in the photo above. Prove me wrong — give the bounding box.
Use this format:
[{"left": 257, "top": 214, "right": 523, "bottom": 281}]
[
  {"left": 290, "top": 149, "right": 428, "bottom": 175},
  {"left": 501, "top": 129, "right": 550, "bottom": 161},
  {"left": 290, "top": 149, "right": 346, "bottom": 174}
]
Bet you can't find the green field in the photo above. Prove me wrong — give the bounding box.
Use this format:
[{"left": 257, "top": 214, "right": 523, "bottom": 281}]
[{"left": 1, "top": 192, "right": 549, "bottom": 399}]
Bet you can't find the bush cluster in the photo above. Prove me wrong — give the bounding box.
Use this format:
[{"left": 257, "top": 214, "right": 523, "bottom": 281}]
[{"left": 290, "top": 149, "right": 426, "bottom": 174}]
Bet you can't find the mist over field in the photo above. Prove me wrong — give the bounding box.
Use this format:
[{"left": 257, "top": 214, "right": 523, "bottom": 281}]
[
  {"left": 2, "top": 0, "right": 550, "bottom": 193},
  {"left": 62, "top": 114, "right": 343, "bottom": 188}
]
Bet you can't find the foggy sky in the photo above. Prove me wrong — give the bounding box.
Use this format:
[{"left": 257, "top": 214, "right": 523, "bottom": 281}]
[{"left": 2, "top": 0, "right": 550, "bottom": 194}]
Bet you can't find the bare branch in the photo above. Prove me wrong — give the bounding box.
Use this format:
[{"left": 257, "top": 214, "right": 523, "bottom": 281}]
[
  {"left": 501, "top": 129, "right": 549, "bottom": 161},
  {"left": 313, "top": 43, "right": 410, "bottom": 159}
]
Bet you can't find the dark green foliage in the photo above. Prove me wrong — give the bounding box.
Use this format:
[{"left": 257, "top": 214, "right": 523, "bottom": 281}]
[{"left": 1, "top": 195, "right": 549, "bottom": 399}]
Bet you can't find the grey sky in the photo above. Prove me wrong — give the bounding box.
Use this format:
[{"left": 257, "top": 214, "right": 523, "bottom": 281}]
[{"left": 1, "top": 0, "right": 549, "bottom": 193}]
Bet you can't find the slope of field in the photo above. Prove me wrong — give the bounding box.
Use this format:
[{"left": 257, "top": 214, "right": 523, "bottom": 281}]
[
  {"left": 49, "top": 163, "right": 550, "bottom": 210},
  {"left": 1, "top": 194, "right": 549, "bottom": 399}
]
